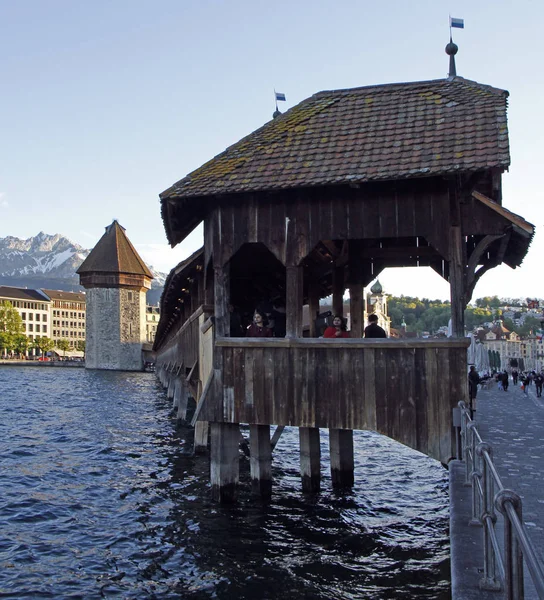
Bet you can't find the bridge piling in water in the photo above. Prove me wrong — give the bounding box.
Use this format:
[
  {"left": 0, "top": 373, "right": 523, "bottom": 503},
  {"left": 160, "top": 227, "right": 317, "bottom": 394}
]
[{"left": 299, "top": 427, "right": 321, "bottom": 494}]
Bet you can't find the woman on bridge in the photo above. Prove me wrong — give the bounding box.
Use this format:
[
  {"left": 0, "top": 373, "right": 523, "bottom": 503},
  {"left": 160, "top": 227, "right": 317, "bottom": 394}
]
[{"left": 324, "top": 315, "right": 350, "bottom": 338}]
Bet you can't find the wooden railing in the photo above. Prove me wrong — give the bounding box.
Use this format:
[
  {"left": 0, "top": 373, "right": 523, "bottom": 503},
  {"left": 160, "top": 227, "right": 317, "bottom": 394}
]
[
  {"left": 198, "top": 337, "right": 470, "bottom": 464},
  {"left": 156, "top": 304, "right": 213, "bottom": 370}
]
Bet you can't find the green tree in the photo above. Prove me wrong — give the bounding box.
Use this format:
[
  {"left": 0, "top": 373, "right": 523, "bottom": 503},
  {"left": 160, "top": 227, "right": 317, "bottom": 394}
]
[
  {"left": 56, "top": 339, "right": 71, "bottom": 358},
  {"left": 34, "top": 337, "right": 55, "bottom": 357},
  {"left": 13, "top": 334, "right": 30, "bottom": 357},
  {"left": 75, "top": 340, "right": 86, "bottom": 357},
  {"left": 0, "top": 301, "right": 25, "bottom": 356}
]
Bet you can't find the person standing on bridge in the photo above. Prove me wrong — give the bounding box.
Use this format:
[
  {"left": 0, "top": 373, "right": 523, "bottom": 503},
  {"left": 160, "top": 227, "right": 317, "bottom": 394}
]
[
  {"left": 364, "top": 314, "right": 387, "bottom": 338},
  {"left": 246, "top": 310, "right": 273, "bottom": 337},
  {"left": 324, "top": 315, "right": 350, "bottom": 338}
]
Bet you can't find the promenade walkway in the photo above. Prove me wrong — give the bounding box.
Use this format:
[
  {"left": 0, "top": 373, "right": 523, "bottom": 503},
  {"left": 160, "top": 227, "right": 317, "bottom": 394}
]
[{"left": 451, "top": 378, "right": 544, "bottom": 599}]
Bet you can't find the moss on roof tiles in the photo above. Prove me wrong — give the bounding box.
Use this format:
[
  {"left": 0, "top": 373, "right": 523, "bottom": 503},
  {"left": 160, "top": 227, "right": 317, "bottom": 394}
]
[{"left": 161, "top": 77, "right": 510, "bottom": 201}]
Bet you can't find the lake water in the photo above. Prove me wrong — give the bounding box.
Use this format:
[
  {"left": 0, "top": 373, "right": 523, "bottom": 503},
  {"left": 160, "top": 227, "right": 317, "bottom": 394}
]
[{"left": 0, "top": 366, "right": 450, "bottom": 599}]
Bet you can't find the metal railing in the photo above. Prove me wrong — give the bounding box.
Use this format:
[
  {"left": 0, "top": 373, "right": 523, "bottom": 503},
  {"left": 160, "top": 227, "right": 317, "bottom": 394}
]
[{"left": 457, "top": 400, "right": 544, "bottom": 599}]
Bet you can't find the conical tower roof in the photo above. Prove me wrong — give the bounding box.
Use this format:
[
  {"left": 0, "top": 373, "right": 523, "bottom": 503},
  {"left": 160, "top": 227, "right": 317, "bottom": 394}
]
[{"left": 77, "top": 221, "right": 153, "bottom": 278}]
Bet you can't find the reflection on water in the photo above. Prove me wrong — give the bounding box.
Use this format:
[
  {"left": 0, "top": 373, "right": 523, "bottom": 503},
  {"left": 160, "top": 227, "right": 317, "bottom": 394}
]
[{"left": 0, "top": 367, "right": 450, "bottom": 599}]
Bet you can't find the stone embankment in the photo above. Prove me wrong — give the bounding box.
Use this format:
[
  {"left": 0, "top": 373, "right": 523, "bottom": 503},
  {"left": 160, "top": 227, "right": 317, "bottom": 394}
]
[{"left": 0, "top": 359, "right": 84, "bottom": 368}]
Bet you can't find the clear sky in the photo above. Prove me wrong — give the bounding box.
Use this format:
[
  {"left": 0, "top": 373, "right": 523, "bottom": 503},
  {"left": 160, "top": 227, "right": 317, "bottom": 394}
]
[{"left": 0, "top": 0, "right": 542, "bottom": 302}]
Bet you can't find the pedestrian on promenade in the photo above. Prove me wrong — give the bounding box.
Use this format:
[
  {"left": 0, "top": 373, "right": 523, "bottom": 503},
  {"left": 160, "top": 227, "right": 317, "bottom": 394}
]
[
  {"left": 512, "top": 369, "right": 519, "bottom": 385},
  {"left": 520, "top": 374, "right": 528, "bottom": 395},
  {"left": 468, "top": 366, "right": 480, "bottom": 417},
  {"left": 535, "top": 372, "right": 543, "bottom": 398},
  {"left": 501, "top": 371, "right": 509, "bottom": 391}
]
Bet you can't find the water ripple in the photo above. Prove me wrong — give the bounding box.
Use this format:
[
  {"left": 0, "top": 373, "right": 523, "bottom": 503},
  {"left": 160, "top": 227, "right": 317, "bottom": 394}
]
[{"left": 0, "top": 366, "right": 450, "bottom": 599}]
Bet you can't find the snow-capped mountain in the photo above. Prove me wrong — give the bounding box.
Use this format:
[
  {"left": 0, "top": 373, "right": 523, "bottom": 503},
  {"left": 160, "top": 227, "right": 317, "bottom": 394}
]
[
  {"left": 0, "top": 232, "right": 89, "bottom": 279},
  {"left": 0, "top": 233, "right": 166, "bottom": 302}
]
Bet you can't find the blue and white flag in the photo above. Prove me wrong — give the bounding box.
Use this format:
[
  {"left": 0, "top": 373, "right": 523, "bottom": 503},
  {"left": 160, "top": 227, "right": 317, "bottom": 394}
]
[
  {"left": 275, "top": 92, "right": 286, "bottom": 102},
  {"left": 450, "top": 17, "right": 464, "bottom": 29}
]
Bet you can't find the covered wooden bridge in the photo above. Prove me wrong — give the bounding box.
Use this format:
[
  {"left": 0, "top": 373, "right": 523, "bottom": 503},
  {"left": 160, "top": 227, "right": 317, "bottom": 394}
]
[{"left": 153, "top": 75, "right": 533, "bottom": 502}]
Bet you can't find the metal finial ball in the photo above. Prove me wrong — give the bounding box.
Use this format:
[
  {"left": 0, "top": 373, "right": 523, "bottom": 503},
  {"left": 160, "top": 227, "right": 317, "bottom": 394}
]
[{"left": 445, "top": 41, "right": 458, "bottom": 56}]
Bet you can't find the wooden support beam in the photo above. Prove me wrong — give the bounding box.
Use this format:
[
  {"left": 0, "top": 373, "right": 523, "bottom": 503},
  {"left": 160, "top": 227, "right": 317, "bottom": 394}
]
[
  {"left": 191, "top": 371, "right": 214, "bottom": 426},
  {"left": 332, "top": 266, "right": 344, "bottom": 316},
  {"left": 286, "top": 265, "right": 304, "bottom": 338},
  {"left": 210, "top": 422, "right": 240, "bottom": 503},
  {"left": 349, "top": 284, "right": 364, "bottom": 338},
  {"left": 250, "top": 424, "right": 272, "bottom": 499},
  {"left": 214, "top": 265, "right": 230, "bottom": 338},
  {"left": 449, "top": 181, "right": 466, "bottom": 337},
  {"left": 271, "top": 425, "right": 285, "bottom": 452},
  {"left": 166, "top": 374, "right": 175, "bottom": 399},
  {"left": 194, "top": 421, "right": 209, "bottom": 453},
  {"left": 299, "top": 427, "right": 321, "bottom": 493},
  {"left": 308, "top": 281, "right": 320, "bottom": 338},
  {"left": 173, "top": 377, "right": 189, "bottom": 421},
  {"left": 329, "top": 428, "right": 354, "bottom": 488},
  {"left": 449, "top": 224, "right": 466, "bottom": 337}
]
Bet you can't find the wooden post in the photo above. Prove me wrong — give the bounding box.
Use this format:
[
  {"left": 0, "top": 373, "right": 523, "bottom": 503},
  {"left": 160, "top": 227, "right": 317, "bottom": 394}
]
[
  {"left": 166, "top": 373, "right": 175, "bottom": 399},
  {"left": 194, "top": 421, "right": 209, "bottom": 453},
  {"left": 210, "top": 422, "right": 240, "bottom": 503},
  {"left": 449, "top": 225, "right": 466, "bottom": 337},
  {"left": 329, "top": 428, "right": 354, "bottom": 488},
  {"left": 349, "top": 284, "right": 364, "bottom": 338},
  {"left": 286, "top": 265, "right": 303, "bottom": 338},
  {"left": 214, "top": 265, "right": 230, "bottom": 338},
  {"left": 250, "top": 424, "right": 272, "bottom": 499},
  {"left": 332, "top": 266, "right": 344, "bottom": 316},
  {"left": 299, "top": 427, "right": 321, "bottom": 493},
  {"left": 308, "top": 280, "right": 320, "bottom": 337},
  {"left": 449, "top": 180, "right": 466, "bottom": 337}
]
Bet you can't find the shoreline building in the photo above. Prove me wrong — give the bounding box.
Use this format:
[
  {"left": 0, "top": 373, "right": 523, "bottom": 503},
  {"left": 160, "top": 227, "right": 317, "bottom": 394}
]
[
  {"left": 0, "top": 286, "right": 51, "bottom": 354},
  {"left": 43, "top": 289, "right": 86, "bottom": 350},
  {"left": 77, "top": 221, "right": 153, "bottom": 371}
]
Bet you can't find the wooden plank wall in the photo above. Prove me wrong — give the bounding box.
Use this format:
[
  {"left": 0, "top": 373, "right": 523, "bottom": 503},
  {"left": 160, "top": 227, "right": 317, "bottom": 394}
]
[
  {"left": 199, "top": 338, "right": 469, "bottom": 464},
  {"left": 206, "top": 180, "right": 451, "bottom": 268},
  {"left": 156, "top": 305, "right": 213, "bottom": 369}
]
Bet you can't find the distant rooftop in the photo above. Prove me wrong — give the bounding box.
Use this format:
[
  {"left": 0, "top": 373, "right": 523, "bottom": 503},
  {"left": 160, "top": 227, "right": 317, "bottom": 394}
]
[
  {"left": 0, "top": 286, "right": 50, "bottom": 302},
  {"left": 42, "top": 289, "right": 86, "bottom": 302}
]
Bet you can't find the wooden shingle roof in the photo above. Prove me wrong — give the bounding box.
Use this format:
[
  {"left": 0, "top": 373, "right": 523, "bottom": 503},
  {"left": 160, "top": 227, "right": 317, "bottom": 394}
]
[
  {"left": 161, "top": 76, "right": 510, "bottom": 203},
  {"left": 77, "top": 220, "right": 153, "bottom": 278}
]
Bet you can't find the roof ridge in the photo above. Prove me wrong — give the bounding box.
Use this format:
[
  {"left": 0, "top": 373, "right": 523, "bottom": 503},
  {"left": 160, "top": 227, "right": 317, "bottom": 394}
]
[{"left": 312, "top": 76, "right": 508, "bottom": 98}]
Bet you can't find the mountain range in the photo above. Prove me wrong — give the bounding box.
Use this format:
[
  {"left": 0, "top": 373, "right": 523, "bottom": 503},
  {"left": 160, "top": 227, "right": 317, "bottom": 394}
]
[{"left": 0, "top": 232, "right": 166, "bottom": 305}]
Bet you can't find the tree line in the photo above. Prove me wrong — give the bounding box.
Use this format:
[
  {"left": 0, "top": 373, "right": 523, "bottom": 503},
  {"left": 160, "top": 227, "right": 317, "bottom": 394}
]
[
  {"left": 0, "top": 300, "right": 85, "bottom": 358},
  {"left": 387, "top": 295, "right": 543, "bottom": 336}
]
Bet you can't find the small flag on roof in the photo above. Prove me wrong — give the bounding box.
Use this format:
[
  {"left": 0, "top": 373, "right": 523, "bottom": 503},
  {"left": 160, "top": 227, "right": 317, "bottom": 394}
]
[
  {"left": 450, "top": 17, "right": 464, "bottom": 29},
  {"left": 275, "top": 92, "right": 286, "bottom": 102}
]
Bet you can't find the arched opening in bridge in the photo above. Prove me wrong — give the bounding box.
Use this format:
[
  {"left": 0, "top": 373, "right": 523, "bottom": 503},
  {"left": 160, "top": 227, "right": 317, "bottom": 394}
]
[{"left": 229, "top": 242, "right": 286, "bottom": 332}]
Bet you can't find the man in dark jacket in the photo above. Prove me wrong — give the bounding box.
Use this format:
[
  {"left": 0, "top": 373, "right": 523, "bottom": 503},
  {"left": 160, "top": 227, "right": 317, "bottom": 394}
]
[
  {"left": 468, "top": 366, "right": 480, "bottom": 417},
  {"left": 535, "top": 372, "right": 544, "bottom": 398},
  {"left": 364, "top": 314, "right": 387, "bottom": 338},
  {"left": 501, "top": 371, "right": 509, "bottom": 391}
]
